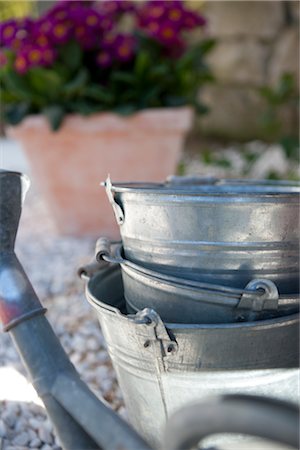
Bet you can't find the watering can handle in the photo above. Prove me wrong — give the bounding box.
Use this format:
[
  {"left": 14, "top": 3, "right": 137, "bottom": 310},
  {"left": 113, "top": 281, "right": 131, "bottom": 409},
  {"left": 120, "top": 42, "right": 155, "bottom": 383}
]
[{"left": 163, "top": 394, "right": 299, "bottom": 450}]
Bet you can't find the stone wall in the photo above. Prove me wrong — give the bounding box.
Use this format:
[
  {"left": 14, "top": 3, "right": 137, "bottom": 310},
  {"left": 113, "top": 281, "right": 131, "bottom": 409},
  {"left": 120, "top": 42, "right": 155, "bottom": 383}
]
[{"left": 198, "top": 1, "right": 299, "bottom": 140}]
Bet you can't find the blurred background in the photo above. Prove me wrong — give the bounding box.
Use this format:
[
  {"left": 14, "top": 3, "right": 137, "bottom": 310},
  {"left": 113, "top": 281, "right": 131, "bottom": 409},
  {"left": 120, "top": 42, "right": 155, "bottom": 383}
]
[
  {"left": 1, "top": 0, "right": 299, "bottom": 181},
  {"left": 1, "top": 0, "right": 299, "bottom": 183}
]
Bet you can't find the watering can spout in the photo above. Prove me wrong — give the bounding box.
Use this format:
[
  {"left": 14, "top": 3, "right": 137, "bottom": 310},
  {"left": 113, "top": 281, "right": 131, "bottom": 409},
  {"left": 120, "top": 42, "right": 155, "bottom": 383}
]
[
  {"left": 0, "top": 170, "right": 30, "bottom": 252},
  {"left": 0, "top": 170, "right": 43, "bottom": 332}
]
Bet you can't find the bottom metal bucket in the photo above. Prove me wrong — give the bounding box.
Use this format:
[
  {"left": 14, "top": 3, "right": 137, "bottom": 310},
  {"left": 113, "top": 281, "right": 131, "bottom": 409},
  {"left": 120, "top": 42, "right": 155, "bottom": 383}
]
[{"left": 85, "top": 265, "right": 300, "bottom": 447}]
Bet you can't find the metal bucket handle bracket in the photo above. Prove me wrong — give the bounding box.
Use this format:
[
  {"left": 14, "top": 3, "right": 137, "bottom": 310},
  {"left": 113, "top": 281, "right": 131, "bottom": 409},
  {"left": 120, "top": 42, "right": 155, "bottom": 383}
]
[
  {"left": 130, "top": 308, "right": 178, "bottom": 421},
  {"left": 131, "top": 308, "right": 178, "bottom": 361},
  {"left": 104, "top": 176, "right": 125, "bottom": 225},
  {"left": 238, "top": 279, "right": 279, "bottom": 311}
]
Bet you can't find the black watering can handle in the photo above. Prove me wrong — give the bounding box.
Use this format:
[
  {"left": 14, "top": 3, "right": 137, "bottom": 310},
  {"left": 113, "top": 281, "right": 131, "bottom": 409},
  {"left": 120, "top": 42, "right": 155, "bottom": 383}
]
[{"left": 163, "top": 394, "right": 299, "bottom": 450}]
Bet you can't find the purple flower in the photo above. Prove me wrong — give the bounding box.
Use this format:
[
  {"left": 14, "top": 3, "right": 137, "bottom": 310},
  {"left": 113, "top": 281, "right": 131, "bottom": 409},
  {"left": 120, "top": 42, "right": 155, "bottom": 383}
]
[
  {"left": 97, "top": 0, "right": 135, "bottom": 16},
  {"left": 96, "top": 50, "right": 112, "bottom": 68},
  {"left": 156, "top": 21, "right": 178, "bottom": 45},
  {"left": 48, "top": 20, "right": 72, "bottom": 44},
  {"left": 182, "top": 11, "right": 207, "bottom": 29},
  {"left": 14, "top": 43, "right": 57, "bottom": 74},
  {"left": 41, "top": 47, "right": 57, "bottom": 66},
  {"left": 35, "top": 34, "right": 51, "bottom": 48},
  {"left": 36, "top": 18, "right": 53, "bottom": 35},
  {"left": 113, "top": 34, "right": 136, "bottom": 62},
  {"left": 0, "top": 20, "right": 18, "bottom": 47},
  {"left": 14, "top": 51, "right": 29, "bottom": 74},
  {"left": 101, "top": 32, "right": 119, "bottom": 49},
  {"left": 167, "top": 5, "right": 185, "bottom": 26},
  {"left": 27, "top": 46, "right": 44, "bottom": 64}
]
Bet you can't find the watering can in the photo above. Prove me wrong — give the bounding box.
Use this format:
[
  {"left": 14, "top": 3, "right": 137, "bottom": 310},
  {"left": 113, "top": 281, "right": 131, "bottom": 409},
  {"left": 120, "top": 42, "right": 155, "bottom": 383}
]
[{"left": 0, "top": 170, "right": 299, "bottom": 450}]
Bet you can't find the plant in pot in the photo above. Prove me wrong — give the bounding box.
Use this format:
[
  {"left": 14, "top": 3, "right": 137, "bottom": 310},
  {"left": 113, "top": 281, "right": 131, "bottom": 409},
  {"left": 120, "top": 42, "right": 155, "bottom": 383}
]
[{"left": 0, "top": 0, "right": 214, "bottom": 237}]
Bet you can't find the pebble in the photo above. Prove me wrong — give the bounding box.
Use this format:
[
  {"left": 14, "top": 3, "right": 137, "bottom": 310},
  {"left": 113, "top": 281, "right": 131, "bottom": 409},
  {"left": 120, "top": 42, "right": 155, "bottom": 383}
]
[
  {"left": 28, "top": 418, "right": 42, "bottom": 430},
  {"left": 0, "top": 419, "right": 7, "bottom": 437},
  {"left": 38, "top": 426, "right": 53, "bottom": 444},
  {"left": 12, "top": 431, "right": 30, "bottom": 446},
  {"left": 86, "top": 336, "right": 100, "bottom": 351},
  {"left": 2, "top": 411, "right": 17, "bottom": 428},
  {"left": 29, "top": 437, "right": 42, "bottom": 448},
  {"left": 40, "top": 445, "right": 53, "bottom": 450}
]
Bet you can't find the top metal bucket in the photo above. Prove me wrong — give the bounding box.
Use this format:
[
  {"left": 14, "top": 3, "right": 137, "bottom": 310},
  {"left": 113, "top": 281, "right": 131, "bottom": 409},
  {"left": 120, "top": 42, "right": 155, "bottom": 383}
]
[{"left": 105, "top": 177, "right": 300, "bottom": 294}]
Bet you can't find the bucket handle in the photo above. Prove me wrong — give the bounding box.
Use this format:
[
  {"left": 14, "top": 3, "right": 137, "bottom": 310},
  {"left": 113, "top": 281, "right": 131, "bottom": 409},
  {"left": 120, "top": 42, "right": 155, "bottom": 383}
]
[
  {"left": 94, "top": 238, "right": 286, "bottom": 312},
  {"left": 104, "top": 176, "right": 125, "bottom": 225}
]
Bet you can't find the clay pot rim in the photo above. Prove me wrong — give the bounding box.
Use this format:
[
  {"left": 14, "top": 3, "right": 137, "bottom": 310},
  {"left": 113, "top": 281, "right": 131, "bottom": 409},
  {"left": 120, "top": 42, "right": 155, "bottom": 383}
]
[{"left": 7, "top": 106, "right": 194, "bottom": 136}]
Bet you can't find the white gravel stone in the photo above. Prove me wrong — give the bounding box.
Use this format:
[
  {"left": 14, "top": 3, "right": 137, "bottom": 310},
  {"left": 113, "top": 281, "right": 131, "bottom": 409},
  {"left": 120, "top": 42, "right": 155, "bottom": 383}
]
[
  {"left": 86, "top": 336, "right": 100, "bottom": 351},
  {"left": 0, "top": 419, "right": 7, "bottom": 437},
  {"left": 12, "top": 431, "right": 30, "bottom": 446},
  {"left": 27, "top": 429, "right": 37, "bottom": 441},
  {"left": 29, "top": 437, "right": 42, "bottom": 448},
  {"left": 28, "top": 418, "right": 43, "bottom": 430},
  {"left": 40, "top": 445, "right": 53, "bottom": 450},
  {"left": 2, "top": 411, "right": 17, "bottom": 428},
  {"left": 14, "top": 418, "right": 28, "bottom": 433},
  {"left": 38, "top": 426, "right": 53, "bottom": 444}
]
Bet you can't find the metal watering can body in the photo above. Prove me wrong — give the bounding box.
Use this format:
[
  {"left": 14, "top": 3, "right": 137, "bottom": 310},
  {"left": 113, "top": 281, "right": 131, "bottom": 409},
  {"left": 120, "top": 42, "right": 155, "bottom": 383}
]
[{"left": 0, "top": 170, "right": 299, "bottom": 450}]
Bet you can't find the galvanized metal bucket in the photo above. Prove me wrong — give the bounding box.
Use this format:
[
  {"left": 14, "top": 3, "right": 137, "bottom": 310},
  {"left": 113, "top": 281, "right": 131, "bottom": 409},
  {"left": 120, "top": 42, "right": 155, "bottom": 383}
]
[
  {"left": 84, "top": 264, "right": 300, "bottom": 447},
  {"left": 94, "top": 239, "right": 299, "bottom": 324},
  {"left": 105, "top": 178, "right": 300, "bottom": 294},
  {"left": 121, "top": 256, "right": 300, "bottom": 324}
]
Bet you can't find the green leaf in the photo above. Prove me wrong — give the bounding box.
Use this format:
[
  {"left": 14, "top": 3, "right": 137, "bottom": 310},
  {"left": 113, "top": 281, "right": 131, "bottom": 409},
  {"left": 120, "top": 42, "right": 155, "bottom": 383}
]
[
  {"left": 3, "top": 71, "right": 41, "bottom": 103},
  {"left": 113, "top": 104, "right": 137, "bottom": 115},
  {"left": 3, "top": 103, "right": 30, "bottom": 125},
  {"left": 215, "top": 157, "right": 232, "bottom": 168},
  {"left": 68, "top": 101, "right": 105, "bottom": 115},
  {"left": 201, "top": 149, "right": 215, "bottom": 165},
  {"left": 59, "top": 40, "right": 82, "bottom": 71},
  {"left": 163, "top": 95, "right": 187, "bottom": 107},
  {"left": 280, "top": 136, "right": 300, "bottom": 161},
  {"left": 134, "top": 50, "right": 151, "bottom": 77},
  {"left": 196, "top": 38, "right": 217, "bottom": 56},
  {"left": 194, "top": 101, "right": 209, "bottom": 115},
  {"left": 259, "top": 86, "right": 278, "bottom": 105},
  {"left": 111, "top": 71, "right": 136, "bottom": 85},
  {"left": 42, "top": 105, "right": 65, "bottom": 131},
  {"left": 64, "top": 68, "right": 89, "bottom": 95},
  {"left": 27, "top": 68, "right": 62, "bottom": 97},
  {"left": 85, "top": 85, "right": 114, "bottom": 103}
]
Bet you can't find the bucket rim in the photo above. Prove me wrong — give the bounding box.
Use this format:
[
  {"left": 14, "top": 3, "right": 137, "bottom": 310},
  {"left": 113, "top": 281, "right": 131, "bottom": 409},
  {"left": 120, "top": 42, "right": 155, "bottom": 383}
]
[
  {"left": 85, "top": 266, "right": 300, "bottom": 331},
  {"left": 105, "top": 178, "right": 300, "bottom": 196}
]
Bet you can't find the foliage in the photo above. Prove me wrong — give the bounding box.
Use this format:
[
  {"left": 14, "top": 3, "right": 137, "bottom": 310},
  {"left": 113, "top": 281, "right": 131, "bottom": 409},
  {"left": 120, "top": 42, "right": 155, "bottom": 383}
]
[
  {"left": 0, "top": 0, "right": 215, "bottom": 131},
  {"left": 258, "top": 73, "right": 299, "bottom": 163}
]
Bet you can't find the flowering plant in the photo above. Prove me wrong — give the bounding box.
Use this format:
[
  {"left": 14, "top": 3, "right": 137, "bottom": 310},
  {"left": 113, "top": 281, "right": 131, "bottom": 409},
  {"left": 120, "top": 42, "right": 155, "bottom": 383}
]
[{"left": 0, "top": 0, "right": 214, "bottom": 130}]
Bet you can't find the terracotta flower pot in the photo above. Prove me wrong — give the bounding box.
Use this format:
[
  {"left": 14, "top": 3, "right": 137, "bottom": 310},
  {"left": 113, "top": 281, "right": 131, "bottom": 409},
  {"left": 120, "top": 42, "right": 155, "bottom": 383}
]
[{"left": 7, "top": 107, "right": 193, "bottom": 237}]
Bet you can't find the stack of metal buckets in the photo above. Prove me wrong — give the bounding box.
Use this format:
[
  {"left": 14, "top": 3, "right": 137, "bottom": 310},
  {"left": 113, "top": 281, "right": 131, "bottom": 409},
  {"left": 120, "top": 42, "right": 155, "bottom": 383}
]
[{"left": 84, "top": 176, "right": 300, "bottom": 448}]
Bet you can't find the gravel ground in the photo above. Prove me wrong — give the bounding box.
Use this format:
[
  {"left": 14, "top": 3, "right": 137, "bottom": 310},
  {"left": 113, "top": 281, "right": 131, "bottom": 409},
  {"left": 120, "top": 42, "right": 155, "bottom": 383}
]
[{"left": 0, "top": 187, "right": 126, "bottom": 450}]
